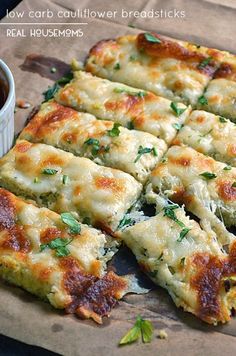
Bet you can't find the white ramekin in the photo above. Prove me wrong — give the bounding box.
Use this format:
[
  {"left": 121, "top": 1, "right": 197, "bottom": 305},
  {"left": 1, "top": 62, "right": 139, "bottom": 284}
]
[{"left": 0, "top": 59, "right": 15, "bottom": 157}]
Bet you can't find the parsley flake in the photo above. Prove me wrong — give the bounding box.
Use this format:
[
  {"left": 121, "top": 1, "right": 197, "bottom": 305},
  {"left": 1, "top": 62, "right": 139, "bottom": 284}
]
[
  {"left": 113, "top": 88, "right": 147, "bottom": 97},
  {"left": 119, "top": 316, "right": 153, "bottom": 345},
  {"left": 84, "top": 138, "right": 100, "bottom": 156},
  {"left": 134, "top": 146, "right": 158, "bottom": 163},
  {"left": 232, "top": 182, "right": 236, "bottom": 188},
  {"left": 177, "top": 227, "right": 190, "bottom": 242},
  {"left": 198, "top": 95, "right": 208, "bottom": 105},
  {"left": 219, "top": 116, "right": 227, "bottom": 123},
  {"left": 40, "top": 237, "right": 73, "bottom": 257},
  {"left": 172, "top": 123, "right": 183, "bottom": 131},
  {"left": 42, "top": 168, "right": 58, "bottom": 175},
  {"left": 223, "top": 166, "right": 232, "bottom": 171},
  {"left": 114, "top": 62, "right": 121, "bottom": 70},
  {"left": 43, "top": 83, "right": 60, "bottom": 102},
  {"left": 62, "top": 175, "right": 69, "bottom": 185},
  {"left": 199, "top": 172, "right": 217, "bottom": 180},
  {"left": 107, "top": 123, "right": 121, "bottom": 137},
  {"left": 170, "top": 102, "right": 186, "bottom": 117},
  {"left": 61, "top": 213, "right": 81, "bottom": 234},
  {"left": 129, "top": 55, "right": 137, "bottom": 61},
  {"left": 198, "top": 57, "right": 212, "bottom": 69},
  {"left": 144, "top": 32, "right": 162, "bottom": 44}
]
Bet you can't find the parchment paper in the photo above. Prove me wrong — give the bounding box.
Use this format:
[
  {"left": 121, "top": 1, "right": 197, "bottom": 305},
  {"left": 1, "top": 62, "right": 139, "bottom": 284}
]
[{"left": 0, "top": 0, "right": 236, "bottom": 355}]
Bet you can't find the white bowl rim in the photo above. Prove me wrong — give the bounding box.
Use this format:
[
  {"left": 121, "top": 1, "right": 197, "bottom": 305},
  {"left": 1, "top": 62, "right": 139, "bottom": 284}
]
[{"left": 0, "top": 59, "right": 15, "bottom": 116}]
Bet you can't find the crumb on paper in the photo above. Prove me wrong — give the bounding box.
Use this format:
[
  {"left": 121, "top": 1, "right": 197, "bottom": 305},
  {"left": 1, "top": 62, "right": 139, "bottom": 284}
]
[
  {"left": 158, "top": 329, "right": 168, "bottom": 339},
  {"left": 16, "top": 99, "right": 31, "bottom": 109}
]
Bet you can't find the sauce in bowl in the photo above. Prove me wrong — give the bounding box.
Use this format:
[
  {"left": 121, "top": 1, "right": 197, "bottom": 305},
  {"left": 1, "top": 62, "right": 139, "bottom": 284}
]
[{"left": 0, "top": 67, "right": 9, "bottom": 110}]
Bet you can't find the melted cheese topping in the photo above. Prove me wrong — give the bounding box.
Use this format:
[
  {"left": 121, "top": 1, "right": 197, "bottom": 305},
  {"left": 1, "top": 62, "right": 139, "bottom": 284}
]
[
  {"left": 55, "top": 71, "right": 191, "bottom": 144},
  {"left": 19, "top": 101, "right": 167, "bottom": 184},
  {"left": 146, "top": 145, "right": 236, "bottom": 229},
  {"left": 174, "top": 110, "right": 236, "bottom": 166},
  {"left": 0, "top": 188, "right": 128, "bottom": 323},
  {"left": 85, "top": 34, "right": 218, "bottom": 106},
  {"left": 0, "top": 140, "right": 142, "bottom": 232},
  {"left": 199, "top": 79, "right": 236, "bottom": 121},
  {"left": 119, "top": 208, "right": 236, "bottom": 324}
]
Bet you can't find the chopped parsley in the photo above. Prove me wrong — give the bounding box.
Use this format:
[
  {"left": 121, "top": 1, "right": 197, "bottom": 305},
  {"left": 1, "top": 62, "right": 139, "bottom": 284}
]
[
  {"left": 170, "top": 102, "right": 186, "bottom": 117},
  {"left": 42, "top": 168, "right": 58, "bottom": 175},
  {"left": 61, "top": 212, "right": 81, "bottom": 234},
  {"left": 127, "top": 121, "right": 134, "bottom": 130},
  {"left": 172, "top": 123, "right": 183, "bottom": 131},
  {"left": 232, "top": 182, "right": 236, "bottom": 188},
  {"left": 62, "top": 175, "right": 69, "bottom": 185},
  {"left": 163, "top": 204, "right": 190, "bottom": 242},
  {"left": 144, "top": 32, "right": 162, "bottom": 44},
  {"left": 40, "top": 237, "right": 73, "bottom": 257},
  {"left": 177, "top": 227, "right": 191, "bottom": 242},
  {"left": 199, "top": 172, "right": 217, "bottom": 180},
  {"left": 33, "top": 177, "right": 40, "bottom": 183},
  {"left": 113, "top": 88, "right": 147, "bottom": 97},
  {"left": 118, "top": 215, "right": 134, "bottom": 230},
  {"left": 114, "top": 62, "right": 121, "bottom": 70},
  {"left": 223, "top": 166, "right": 232, "bottom": 171},
  {"left": 107, "top": 123, "right": 121, "bottom": 137},
  {"left": 43, "top": 82, "right": 60, "bottom": 102},
  {"left": 198, "top": 95, "right": 208, "bottom": 105},
  {"left": 180, "top": 257, "right": 185, "bottom": 266},
  {"left": 119, "top": 315, "right": 153, "bottom": 345},
  {"left": 84, "top": 138, "right": 100, "bottom": 156},
  {"left": 198, "top": 57, "right": 212, "bottom": 69},
  {"left": 43, "top": 71, "right": 73, "bottom": 102},
  {"left": 134, "top": 146, "right": 158, "bottom": 163},
  {"left": 129, "top": 55, "right": 137, "bottom": 61},
  {"left": 219, "top": 116, "right": 227, "bottom": 123},
  {"left": 57, "top": 71, "right": 73, "bottom": 85}
]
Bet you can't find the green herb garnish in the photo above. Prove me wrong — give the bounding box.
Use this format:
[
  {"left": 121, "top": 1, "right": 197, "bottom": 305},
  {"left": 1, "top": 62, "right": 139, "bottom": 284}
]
[
  {"left": 107, "top": 123, "right": 121, "bottom": 137},
  {"left": 144, "top": 32, "right": 162, "bottom": 44},
  {"left": 177, "top": 227, "right": 190, "bottom": 242},
  {"left": 172, "top": 123, "right": 183, "bottom": 131},
  {"left": 219, "top": 116, "right": 227, "bottom": 123},
  {"left": 223, "top": 166, "right": 232, "bottom": 171},
  {"left": 84, "top": 138, "right": 100, "bottom": 156},
  {"left": 170, "top": 102, "right": 186, "bottom": 117},
  {"left": 134, "top": 146, "right": 157, "bottom": 163},
  {"left": 42, "top": 168, "right": 58, "bottom": 175},
  {"left": 113, "top": 88, "right": 147, "bottom": 97},
  {"left": 199, "top": 172, "right": 217, "bottom": 180},
  {"left": 118, "top": 215, "right": 133, "bottom": 230},
  {"left": 34, "top": 177, "right": 40, "bottom": 183},
  {"left": 62, "top": 175, "right": 69, "bottom": 185},
  {"left": 163, "top": 204, "right": 191, "bottom": 241},
  {"left": 40, "top": 237, "right": 73, "bottom": 257},
  {"left": 127, "top": 121, "right": 134, "bottom": 130},
  {"left": 198, "top": 57, "right": 212, "bottom": 69},
  {"left": 57, "top": 72, "right": 73, "bottom": 85},
  {"left": 119, "top": 316, "right": 153, "bottom": 345},
  {"left": 232, "top": 182, "right": 236, "bottom": 188},
  {"left": 114, "top": 62, "right": 121, "bottom": 70},
  {"left": 43, "top": 82, "right": 60, "bottom": 102},
  {"left": 198, "top": 95, "right": 208, "bottom": 105},
  {"left": 129, "top": 55, "right": 137, "bottom": 61},
  {"left": 61, "top": 212, "right": 81, "bottom": 234}
]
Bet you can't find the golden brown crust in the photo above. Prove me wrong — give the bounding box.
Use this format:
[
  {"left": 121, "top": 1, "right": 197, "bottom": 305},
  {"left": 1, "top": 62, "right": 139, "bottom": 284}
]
[
  {"left": 191, "top": 242, "right": 236, "bottom": 323},
  {"left": 136, "top": 33, "right": 217, "bottom": 76}
]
